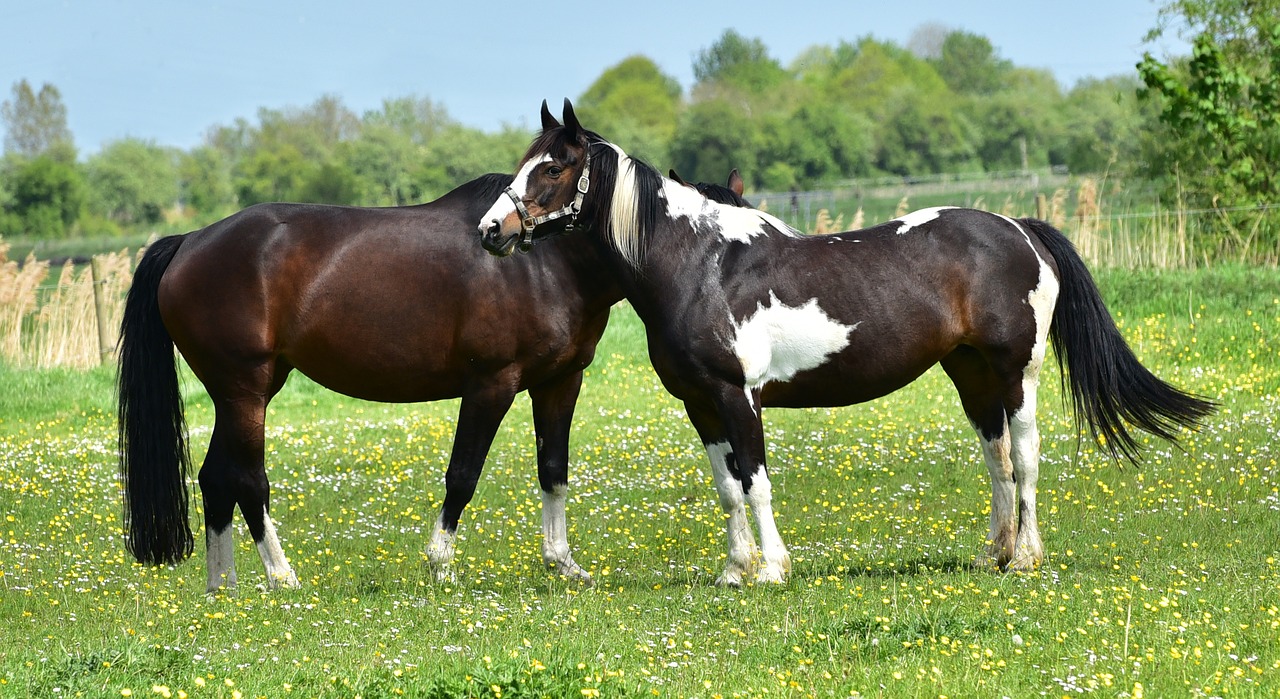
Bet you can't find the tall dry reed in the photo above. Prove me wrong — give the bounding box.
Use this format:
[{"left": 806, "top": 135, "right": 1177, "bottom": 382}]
[
  {"left": 0, "top": 242, "right": 50, "bottom": 364},
  {"left": 0, "top": 237, "right": 133, "bottom": 368}
]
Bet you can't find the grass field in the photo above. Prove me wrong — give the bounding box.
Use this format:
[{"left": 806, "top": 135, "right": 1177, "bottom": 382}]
[{"left": 0, "top": 266, "right": 1277, "bottom": 698}]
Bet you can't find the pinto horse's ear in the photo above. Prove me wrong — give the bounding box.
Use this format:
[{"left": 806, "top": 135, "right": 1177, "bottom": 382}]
[
  {"left": 562, "top": 98, "right": 582, "bottom": 141},
  {"left": 727, "top": 169, "right": 745, "bottom": 196},
  {"left": 540, "top": 100, "right": 561, "bottom": 131},
  {"left": 669, "top": 169, "right": 689, "bottom": 186}
]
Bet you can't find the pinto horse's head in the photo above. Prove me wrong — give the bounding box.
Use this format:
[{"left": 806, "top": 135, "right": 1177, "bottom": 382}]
[{"left": 479, "top": 99, "right": 596, "bottom": 256}]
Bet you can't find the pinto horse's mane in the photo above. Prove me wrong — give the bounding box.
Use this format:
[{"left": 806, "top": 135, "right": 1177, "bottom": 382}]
[{"left": 524, "top": 127, "right": 663, "bottom": 268}]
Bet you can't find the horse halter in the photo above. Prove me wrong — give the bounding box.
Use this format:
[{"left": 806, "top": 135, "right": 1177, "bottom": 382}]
[{"left": 502, "top": 150, "right": 592, "bottom": 252}]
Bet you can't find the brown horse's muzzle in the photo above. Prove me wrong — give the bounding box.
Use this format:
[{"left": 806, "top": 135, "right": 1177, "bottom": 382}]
[{"left": 479, "top": 219, "right": 522, "bottom": 257}]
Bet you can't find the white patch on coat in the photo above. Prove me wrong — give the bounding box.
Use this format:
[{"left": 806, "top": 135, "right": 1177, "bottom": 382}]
[
  {"left": 661, "top": 180, "right": 798, "bottom": 243},
  {"left": 478, "top": 153, "right": 551, "bottom": 225},
  {"left": 731, "top": 292, "right": 856, "bottom": 402},
  {"left": 893, "top": 206, "right": 958, "bottom": 234}
]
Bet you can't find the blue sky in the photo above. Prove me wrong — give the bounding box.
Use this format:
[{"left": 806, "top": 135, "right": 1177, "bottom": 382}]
[{"left": 4, "top": 0, "right": 1188, "bottom": 156}]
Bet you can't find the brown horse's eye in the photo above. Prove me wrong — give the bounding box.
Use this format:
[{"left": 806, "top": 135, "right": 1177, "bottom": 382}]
[{"left": 546, "top": 165, "right": 564, "bottom": 178}]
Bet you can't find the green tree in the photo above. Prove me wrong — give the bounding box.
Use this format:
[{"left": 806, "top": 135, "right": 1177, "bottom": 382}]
[
  {"left": 295, "top": 159, "right": 360, "bottom": 205},
  {"left": 964, "top": 68, "right": 1063, "bottom": 171},
  {"left": 349, "top": 97, "right": 455, "bottom": 205},
  {"left": 576, "top": 56, "right": 682, "bottom": 164},
  {"left": 668, "top": 99, "right": 761, "bottom": 187},
  {"left": 1059, "top": 76, "right": 1150, "bottom": 174},
  {"left": 758, "top": 105, "right": 874, "bottom": 185},
  {"left": 84, "top": 138, "right": 179, "bottom": 225},
  {"left": 1139, "top": 0, "right": 1280, "bottom": 260},
  {"left": 179, "top": 145, "right": 237, "bottom": 220},
  {"left": 415, "top": 124, "right": 531, "bottom": 200},
  {"left": 1, "top": 80, "right": 75, "bottom": 161},
  {"left": 931, "top": 31, "right": 1014, "bottom": 95},
  {"left": 693, "top": 30, "right": 787, "bottom": 94},
  {"left": 6, "top": 155, "right": 84, "bottom": 237}
]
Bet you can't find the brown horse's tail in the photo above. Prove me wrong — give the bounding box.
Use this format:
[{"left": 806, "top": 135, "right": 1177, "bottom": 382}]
[
  {"left": 118, "top": 234, "right": 193, "bottom": 565},
  {"left": 1020, "top": 218, "right": 1216, "bottom": 462}
]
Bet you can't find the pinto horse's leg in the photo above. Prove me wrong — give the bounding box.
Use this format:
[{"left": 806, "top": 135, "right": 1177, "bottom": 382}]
[
  {"left": 689, "top": 392, "right": 790, "bottom": 585},
  {"left": 941, "top": 348, "right": 1018, "bottom": 570},
  {"left": 426, "top": 380, "right": 517, "bottom": 580},
  {"left": 201, "top": 386, "right": 299, "bottom": 593},
  {"left": 686, "top": 401, "right": 758, "bottom": 586},
  {"left": 529, "top": 372, "right": 591, "bottom": 582},
  {"left": 1007, "top": 377, "right": 1044, "bottom": 571}
]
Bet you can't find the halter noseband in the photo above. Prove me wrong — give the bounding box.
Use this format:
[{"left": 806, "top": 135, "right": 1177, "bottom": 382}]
[{"left": 504, "top": 151, "right": 592, "bottom": 252}]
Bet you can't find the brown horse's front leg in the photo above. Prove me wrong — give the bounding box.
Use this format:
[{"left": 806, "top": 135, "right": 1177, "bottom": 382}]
[
  {"left": 530, "top": 372, "right": 592, "bottom": 583},
  {"left": 426, "top": 382, "right": 517, "bottom": 581}
]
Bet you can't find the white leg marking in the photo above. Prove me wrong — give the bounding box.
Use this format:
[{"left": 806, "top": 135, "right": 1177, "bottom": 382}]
[
  {"left": 1007, "top": 256, "right": 1058, "bottom": 570},
  {"left": 205, "top": 524, "right": 237, "bottom": 593},
  {"left": 426, "top": 512, "right": 457, "bottom": 582},
  {"left": 707, "top": 441, "right": 757, "bottom": 586},
  {"left": 976, "top": 424, "right": 1017, "bottom": 570},
  {"left": 541, "top": 486, "right": 591, "bottom": 582},
  {"left": 255, "top": 507, "right": 300, "bottom": 589},
  {"left": 744, "top": 464, "right": 791, "bottom": 584},
  {"left": 1008, "top": 397, "right": 1044, "bottom": 570}
]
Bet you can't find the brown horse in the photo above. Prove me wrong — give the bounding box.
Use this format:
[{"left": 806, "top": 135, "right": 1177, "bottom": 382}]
[
  {"left": 478, "top": 101, "right": 1215, "bottom": 586},
  {"left": 119, "top": 172, "right": 621, "bottom": 591}
]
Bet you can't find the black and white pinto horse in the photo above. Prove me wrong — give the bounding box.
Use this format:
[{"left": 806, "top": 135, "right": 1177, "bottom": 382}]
[{"left": 478, "top": 101, "right": 1214, "bottom": 585}]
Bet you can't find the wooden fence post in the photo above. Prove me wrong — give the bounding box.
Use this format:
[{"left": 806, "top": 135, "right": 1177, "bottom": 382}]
[
  {"left": 1035, "top": 193, "right": 1047, "bottom": 220},
  {"left": 90, "top": 256, "right": 114, "bottom": 365}
]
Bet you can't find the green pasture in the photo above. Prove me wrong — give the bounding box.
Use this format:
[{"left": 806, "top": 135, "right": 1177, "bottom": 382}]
[{"left": 0, "top": 267, "right": 1277, "bottom": 698}]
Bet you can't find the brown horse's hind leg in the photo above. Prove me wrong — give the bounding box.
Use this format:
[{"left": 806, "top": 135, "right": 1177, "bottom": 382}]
[
  {"left": 426, "top": 379, "right": 518, "bottom": 580},
  {"left": 199, "top": 365, "right": 298, "bottom": 593},
  {"left": 530, "top": 372, "right": 591, "bottom": 582},
  {"left": 941, "top": 347, "right": 1018, "bottom": 570}
]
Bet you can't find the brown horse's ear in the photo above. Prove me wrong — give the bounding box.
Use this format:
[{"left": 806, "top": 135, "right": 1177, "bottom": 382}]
[
  {"left": 562, "top": 98, "right": 582, "bottom": 141},
  {"left": 669, "top": 169, "right": 688, "bottom": 186},
  {"left": 540, "top": 100, "right": 561, "bottom": 131},
  {"left": 728, "top": 169, "right": 745, "bottom": 196}
]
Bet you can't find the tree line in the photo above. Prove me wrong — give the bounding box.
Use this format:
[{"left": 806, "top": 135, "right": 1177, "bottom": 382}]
[{"left": 2, "top": 1, "right": 1276, "bottom": 262}]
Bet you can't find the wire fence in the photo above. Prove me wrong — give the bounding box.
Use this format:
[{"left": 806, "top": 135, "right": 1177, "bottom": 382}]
[{"left": 2, "top": 177, "right": 1278, "bottom": 369}]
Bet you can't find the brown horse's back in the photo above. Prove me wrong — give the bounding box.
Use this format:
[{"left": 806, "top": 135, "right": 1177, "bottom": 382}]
[{"left": 159, "top": 200, "right": 612, "bottom": 403}]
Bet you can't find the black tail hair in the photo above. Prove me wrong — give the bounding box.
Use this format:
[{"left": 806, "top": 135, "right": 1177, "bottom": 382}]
[
  {"left": 1020, "top": 218, "right": 1215, "bottom": 462},
  {"left": 118, "top": 234, "right": 193, "bottom": 564}
]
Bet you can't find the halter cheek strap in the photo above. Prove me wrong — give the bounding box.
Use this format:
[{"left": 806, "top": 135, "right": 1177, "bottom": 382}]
[{"left": 504, "top": 153, "right": 592, "bottom": 252}]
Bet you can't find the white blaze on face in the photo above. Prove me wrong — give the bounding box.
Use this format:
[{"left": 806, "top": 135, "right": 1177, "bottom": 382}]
[
  {"left": 479, "top": 153, "right": 551, "bottom": 227},
  {"left": 661, "top": 180, "right": 796, "bottom": 243},
  {"left": 893, "top": 206, "right": 958, "bottom": 234},
  {"left": 731, "top": 292, "right": 856, "bottom": 404}
]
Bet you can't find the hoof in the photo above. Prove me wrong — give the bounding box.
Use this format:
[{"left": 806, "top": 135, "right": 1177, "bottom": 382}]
[
  {"left": 755, "top": 564, "right": 789, "bottom": 584},
  {"left": 550, "top": 560, "right": 594, "bottom": 585}
]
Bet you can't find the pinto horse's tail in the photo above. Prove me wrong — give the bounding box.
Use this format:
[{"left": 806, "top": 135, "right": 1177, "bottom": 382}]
[
  {"left": 118, "top": 234, "right": 193, "bottom": 565},
  {"left": 1020, "top": 218, "right": 1215, "bottom": 462}
]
